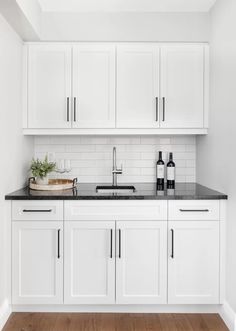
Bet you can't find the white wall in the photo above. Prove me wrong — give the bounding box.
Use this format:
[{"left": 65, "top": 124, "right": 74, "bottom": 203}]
[
  {"left": 16, "top": 0, "right": 42, "bottom": 36},
  {"left": 0, "top": 0, "right": 41, "bottom": 40},
  {"left": 0, "top": 13, "right": 34, "bottom": 327},
  {"left": 41, "top": 12, "right": 210, "bottom": 41},
  {"left": 197, "top": 0, "right": 236, "bottom": 314}
]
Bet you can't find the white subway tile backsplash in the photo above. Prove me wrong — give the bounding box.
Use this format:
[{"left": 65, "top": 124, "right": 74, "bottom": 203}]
[{"left": 34, "top": 135, "right": 196, "bottom": 183}]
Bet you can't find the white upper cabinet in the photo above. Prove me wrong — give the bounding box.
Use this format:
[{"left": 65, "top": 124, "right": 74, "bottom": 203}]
[
  {"left": 116, "top": 221, "right": 167, "bottom": 304},
  {"left": 24, "top": 43, "right": 209, "bottom": 133},
  {"left": 72, "top": 45, "right": 116, "bottom": 128},
  {"left": 160, "top": 45, "right": 205, "bottom": 128},
  {"left": 28, "top": 45, "right": 72, "bottom": 128},
  {"left": 116, "top": 45, "right": 160, "bottom": 128},
  {"left": 168, "top": 221, "right": 220, "bottom": 304}
]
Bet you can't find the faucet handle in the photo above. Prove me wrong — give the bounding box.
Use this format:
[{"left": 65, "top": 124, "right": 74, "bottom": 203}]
[{"left": 117, "top": 163, "right": 123, "bottom": 174}]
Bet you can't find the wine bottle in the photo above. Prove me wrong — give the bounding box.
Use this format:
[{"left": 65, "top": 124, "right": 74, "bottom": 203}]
[
  {"left": 167, "top": 152, "right": 175, "bottom": 189},
  {"left": 156, "top": 151, "right": 165, "bottom": 190}
]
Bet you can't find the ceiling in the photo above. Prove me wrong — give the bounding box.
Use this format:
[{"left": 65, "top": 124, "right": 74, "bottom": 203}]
[{"left": 37, "top": 0, "right": 217, "bottom": 13}]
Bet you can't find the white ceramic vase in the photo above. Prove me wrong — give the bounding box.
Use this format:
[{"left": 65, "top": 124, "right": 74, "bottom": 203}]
[{"left": 36, "top": 176, "right": 49, "bottom": 185}]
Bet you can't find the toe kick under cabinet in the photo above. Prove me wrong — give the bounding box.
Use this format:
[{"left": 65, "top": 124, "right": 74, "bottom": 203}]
[{"left": 11, "top": 200, "right": 225, "bottom": 306}]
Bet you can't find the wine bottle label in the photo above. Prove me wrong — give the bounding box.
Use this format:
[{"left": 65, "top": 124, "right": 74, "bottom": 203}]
[
  {"left": 157, "top": 165, "right": 164, "bottom": 179},
  {"left": 167, "top": 167, "right": 175, "bottom": 180}
]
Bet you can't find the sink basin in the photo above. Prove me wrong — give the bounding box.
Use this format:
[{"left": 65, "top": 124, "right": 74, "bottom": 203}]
[{"left": 96, "top": 185, "right": 136, "bottom": 194}]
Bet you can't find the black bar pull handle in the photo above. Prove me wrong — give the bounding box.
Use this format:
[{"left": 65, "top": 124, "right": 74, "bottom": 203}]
[
  {"left": 73, "top": 97, "right": 77, "bottom": 122},
  {"left": 171, "top": 229, "right": 174, "bottom": 259},
  {"left": 57, "top": 229, "right": 61, "bottom": 259},
  {"left": 162, "top": 97, "right": 165, "bottom": 122},
  {"left": 110, "top": 229, "right": 113, "bottom": 259},
  {"left": 67, "top": 97, "right": 70, "bottom": 122},
  {"left": 118, "top": 229, "right": 121, "bottom": 259},
  {"left": 179, "top": 209, "right": 209, "bottom": 212},
  {"left": 22, "top": 209, "right": 53, "bottom": 213},
  {"left": 155, "top": 97, "right": 158, "bottom": 121}
]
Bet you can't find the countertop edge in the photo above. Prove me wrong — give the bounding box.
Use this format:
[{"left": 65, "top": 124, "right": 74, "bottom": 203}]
[{"left": 5, "top": 183, "right": 228, "bottom": 201}]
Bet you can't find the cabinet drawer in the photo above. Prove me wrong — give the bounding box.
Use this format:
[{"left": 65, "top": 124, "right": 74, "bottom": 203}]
[
  {"left": 65, "top": 201, "right": 167, "bottom": 221},
  {"left": 168, "top": 200, "right": 220, "bottom": 221},
  {"left": 12, "top": 201, "right": 63, "bottom": 221}
]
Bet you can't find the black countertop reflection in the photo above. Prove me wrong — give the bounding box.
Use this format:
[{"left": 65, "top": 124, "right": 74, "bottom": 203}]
[{"left": 5, "top": 183, "right": 227, "bottom": 200}]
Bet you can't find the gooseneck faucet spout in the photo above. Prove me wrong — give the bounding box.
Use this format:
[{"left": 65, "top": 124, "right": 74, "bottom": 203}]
[{"left": 112, "top": 147, "right": 123, "bottom": 186}]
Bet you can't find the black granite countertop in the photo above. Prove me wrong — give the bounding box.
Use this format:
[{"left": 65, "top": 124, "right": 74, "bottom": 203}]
[{"left": 5, "top": 183, "right": 227, "bottom": 200}]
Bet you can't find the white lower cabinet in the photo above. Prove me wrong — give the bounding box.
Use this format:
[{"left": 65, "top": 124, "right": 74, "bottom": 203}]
[
  {"left": 12, "top": 221, "right": 63, "bottom": 304},
  {"left": 168, "top": 221, "right": 220, "bottom": 304},
  {"left": 64, "top": 220, "right": 167, "bottom": 305},
  {"left": 64, "top": 221, "right": 116, "bottom": 304},
  {"left": 11, "top": 200, "right": 223, "bottom": 307},
  {"left": 116, "top": 221, "right": 167, "bottom": 304}
]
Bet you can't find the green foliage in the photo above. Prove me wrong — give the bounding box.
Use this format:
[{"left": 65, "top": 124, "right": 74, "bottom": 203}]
[{"left": 30, "top": 156, "right": 56, "bottom": 178}]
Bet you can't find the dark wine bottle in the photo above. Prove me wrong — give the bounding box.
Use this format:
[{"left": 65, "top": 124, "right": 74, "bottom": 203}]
[
  {"left": 167, "top": 152, "right": 175, "bottom": 189},
  {"left": 156, "top": 151, "right": 165, "bottom": 190}
]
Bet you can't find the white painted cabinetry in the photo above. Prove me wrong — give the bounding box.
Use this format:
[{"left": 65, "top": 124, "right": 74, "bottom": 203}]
[
  {"left": 116, "top": 221, "right": 167, "bottom": 304},
  {"left": 64, "top": 221, "right": 115, "bottom": 304},
  {"left": 116, "top": 45, "right": 160, "bottom": 128},
  {"left": 72, "top": 45, "right": 116, "bottom": 128},
  {"left": 24, "top": 42, "right": 209, "bottom": 134},
  {"left": 27, "top": 45, "right": 72, "bottom": 129},
  {"left": 11, "top": 199, "right": 223, "bottom": 307},
  {"left": 168, "top": 221, "right": 220, "bottom": 304},
  {"left": 12, "top": 221, "right": 63, "bottom": 304},
  {"left": 160, "top": 45, "right": 205, "bottom": 128}
]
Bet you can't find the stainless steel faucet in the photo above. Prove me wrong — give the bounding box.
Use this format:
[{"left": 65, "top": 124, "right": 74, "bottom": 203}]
[{"left": 112, "top": 147, "right": 122, "bottom": 186}]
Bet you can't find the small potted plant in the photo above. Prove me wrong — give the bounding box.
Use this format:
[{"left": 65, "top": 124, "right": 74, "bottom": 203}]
[{"left": 30, "top": 156, "right": 56, "bottom": 185}]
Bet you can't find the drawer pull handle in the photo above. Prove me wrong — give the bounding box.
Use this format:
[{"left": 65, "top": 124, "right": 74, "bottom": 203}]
[
  {"left": 110, "top": 229, "right": 113, "bottom": 259},
  {"left": 171, "top": 229, "right": 174, "bottom": 258},
  {"left": 118, "top": 229, "right": 121, "bottom": 259},
  {"left": 73, "top": 97, "right": 77, "bottom": 122},
  {"left": 179, "top": 209, "right": 209, "bottom": 212},
  {"left": 67, "top": 97, "right": 70, "bottom": 122},
  {"left": 57, "top": 229, "right": 61, "bottom": 259},
  {"left": 155, "top": 97, "right": 158, "bottom": 121},
  {"left": 162, "top": 97, "right": 165, "bottom": 121},
  {"left": 22, "top": 209, "right": 53, "bottom": 213}
]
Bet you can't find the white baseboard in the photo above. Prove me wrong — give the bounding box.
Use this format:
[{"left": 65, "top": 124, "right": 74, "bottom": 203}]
[
  {"left": 13, "top": 304, "right": 220, "bottom": 313},
  {"left": 219, "top": 301, "right": 236, "bottom": 331},
  {"left": 0, "top": 300, "right": 11, "bottom": 331}
]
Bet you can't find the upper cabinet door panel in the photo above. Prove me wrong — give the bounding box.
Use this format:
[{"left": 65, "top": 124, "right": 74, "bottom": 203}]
[
  {"left": 160, "top": 45, "right": 204, "bottom": 128},
  {"left": 116, "top": 45, "right": 160, "bottom": 128},
  {"left": 72, "top": 45, "right": 116, "bottom": 128},
  {"left": 28, "top": 45, "right": 72, "bottom": 129}
]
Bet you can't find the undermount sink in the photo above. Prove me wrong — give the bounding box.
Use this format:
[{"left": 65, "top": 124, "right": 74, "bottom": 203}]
[{"left": 96, "top": 185, "right": 136, "bottom": 194}]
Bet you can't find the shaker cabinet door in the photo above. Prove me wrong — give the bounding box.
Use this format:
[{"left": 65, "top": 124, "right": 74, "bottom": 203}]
[
  {"left": 28, "top": 45, "right": 72, "bottom": 128},
  {"left": 160, "top": 45, "right": 205, "bottom": 128},
  {"left": 64, "top": 221, "right": 115, "bottom": 304},
  {"left": 116, "top": 221, "right": 167, "bottom": 304},
  {"left": 12, "top": 221, "right": 63, "bottom": 304},
  {"left": 116, "top": 45, "right": 160, "bottom": 128},
  {"left": 72, "top": 45, "right": 116, "bottom": 128},
  {"left": 168, "top": 221, "right": 220, "bottom": 304}
]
